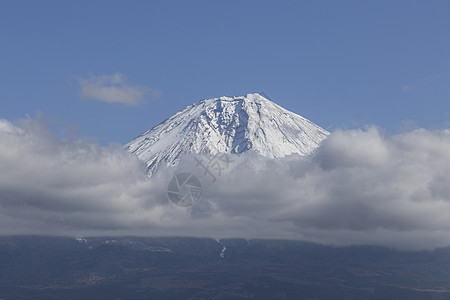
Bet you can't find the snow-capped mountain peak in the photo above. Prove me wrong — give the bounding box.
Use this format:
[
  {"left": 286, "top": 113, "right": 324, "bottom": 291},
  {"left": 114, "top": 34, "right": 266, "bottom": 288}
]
[{"left": 126, "top": 93, "right": 329, "bottom": 175}]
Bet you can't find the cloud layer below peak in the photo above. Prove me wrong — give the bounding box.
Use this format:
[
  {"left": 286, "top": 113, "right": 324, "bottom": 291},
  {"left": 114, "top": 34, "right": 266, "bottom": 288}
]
[{"left": 1, "top": 118, "right": 450, "bottom": 250}]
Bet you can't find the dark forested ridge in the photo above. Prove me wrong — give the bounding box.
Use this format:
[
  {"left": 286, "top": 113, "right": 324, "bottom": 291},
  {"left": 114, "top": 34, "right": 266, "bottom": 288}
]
[{"left": 0, "top": 236, "right": 449, "bottom": 299}]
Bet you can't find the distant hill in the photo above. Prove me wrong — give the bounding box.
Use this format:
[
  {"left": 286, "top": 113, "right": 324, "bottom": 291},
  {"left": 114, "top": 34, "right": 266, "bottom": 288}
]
[{"left": 1, "top": 236, "right": 450, "bottom": 299}]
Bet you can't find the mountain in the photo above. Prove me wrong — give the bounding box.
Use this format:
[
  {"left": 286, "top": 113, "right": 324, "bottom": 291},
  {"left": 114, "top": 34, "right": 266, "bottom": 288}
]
[
  {"left": 1, "top": 236, "right": 450, "bottom": 300},
  {"left": 126, "top": 93, "right": 329, "bottom": 175}
]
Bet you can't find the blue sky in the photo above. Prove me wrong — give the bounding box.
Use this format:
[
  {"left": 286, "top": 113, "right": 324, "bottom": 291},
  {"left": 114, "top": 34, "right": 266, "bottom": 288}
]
[{"left": 1, "top": 0, "right": 450, "bottom": 144}]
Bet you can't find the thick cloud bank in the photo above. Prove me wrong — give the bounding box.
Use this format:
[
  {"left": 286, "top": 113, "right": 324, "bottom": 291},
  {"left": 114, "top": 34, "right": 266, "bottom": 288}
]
[{"left": 1, "top": 118, "right": 450, "bottom": 250}]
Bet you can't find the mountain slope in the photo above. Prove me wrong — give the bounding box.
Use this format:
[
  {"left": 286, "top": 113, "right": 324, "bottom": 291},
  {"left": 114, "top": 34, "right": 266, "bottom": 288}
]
[{"left": 126, "top": 93, "right": 329, "bottom": 175}]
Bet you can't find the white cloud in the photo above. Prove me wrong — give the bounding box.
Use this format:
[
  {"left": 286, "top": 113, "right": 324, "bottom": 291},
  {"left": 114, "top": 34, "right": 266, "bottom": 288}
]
[
  {"left": 78, "top": 73, "right": 161, "bottom": 105},
  {"left": 1, "top": 118, "right": 450, "bottom": 250}
]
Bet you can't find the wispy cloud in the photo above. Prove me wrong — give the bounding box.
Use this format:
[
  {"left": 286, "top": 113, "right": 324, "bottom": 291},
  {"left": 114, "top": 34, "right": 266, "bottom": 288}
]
[
  {"left": 78, "top": 73, "right": 161, "bottom": 106},
  {"left": 401, "top": 84, "right": 414, "bottom": 92},
  {"left": 1, "top": 118, "right": 450, "bottom": 250}
]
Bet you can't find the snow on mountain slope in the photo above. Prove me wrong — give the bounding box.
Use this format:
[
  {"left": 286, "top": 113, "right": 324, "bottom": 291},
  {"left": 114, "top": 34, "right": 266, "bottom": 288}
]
[{"left": 126, "top": 93, "right": 329, "bottom": 175}]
